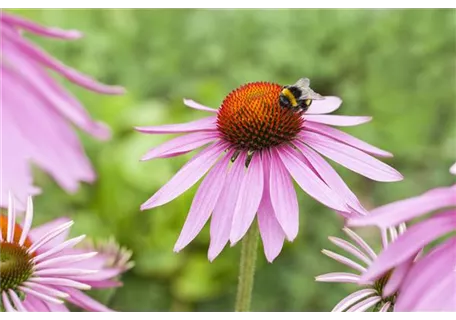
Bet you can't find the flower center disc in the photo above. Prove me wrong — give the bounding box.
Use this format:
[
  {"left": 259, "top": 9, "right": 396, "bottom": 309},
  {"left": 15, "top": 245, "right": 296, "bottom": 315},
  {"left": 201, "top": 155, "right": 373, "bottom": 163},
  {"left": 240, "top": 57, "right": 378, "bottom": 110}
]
[
  {"left": 217, "top": 82, "right": 303, "bottom": 151},
  {"left": 0, "top": 215, "right": 35, "bottom": 293},
  {"left": 0, "top": 242, "right": 34, "bottom": 292}
]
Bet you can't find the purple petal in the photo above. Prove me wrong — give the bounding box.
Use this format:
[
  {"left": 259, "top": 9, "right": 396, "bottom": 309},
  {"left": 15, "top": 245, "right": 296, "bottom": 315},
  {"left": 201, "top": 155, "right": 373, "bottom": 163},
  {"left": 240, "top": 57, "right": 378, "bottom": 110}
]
[
  {"left": 208, "top": 152, "right": 246, "bottom": 261},
  {"left": 1, "top": 12, "right": 82, "bottom": 39},
  {"left": 141, "top": 141, "right": 227, "bottom": 210},
  {"left": 3, "top": 39, "right": 110, "bottom": 139},
  {"left": 294, "top": 141, "right": 367, "bottom": 215},
  {"left": 8, "top": 290, "right": 27, "bottom": 312},
  {"left": 3, "top": 68, "right": 97, "bottom": 191},
  {"left": 349, "top": 185, "right": 456, "bottom": 228},
  {"left": 269, "top": 150, "right": 299, "bottom": 240},
  {"left": 141, "top": 131, "right": 219, "bottom": 161},
  {"left": 230, "top": 153, "right": 264, "bottom": 245},
  {"left": 383, "top": 255, "right": 415, "bottom": 297},
  {"left": 61, "top": 287, "right": 113, "bottom": 312},
  {"left": 360, "top": 211, "right": 456, "bottom": 283},
  {"left": 304, "top": 115, "right": 372, "bottom": 126},
  {"left": 305, "top": 96, "right": 342, "bottom": 115},
  {"left": 301, "top": 131, "right": 403, "bottom": 182},
  {"left": 174, "top": 153, "right": 230, "bottom": 252},
  {"left": 315, "top": 272, "right": 363, "bottom": 284},
  {"left": 379, "top": 301, "right": 391, "bottom": 312},
  {"left": 28, "top": 217, "right": 72, "bottom": 252},
  {"left": 257, "top": 151, "right": 286, "bottom": 262},
  {"left": 322, "top": 249, "right": 367, "bottom": 273},
  {"left": 328, "top": 236, "right": 372, "bottom": 265},
  {"left": 2, "top": 292, "right": 16, "bottom": 312},
  {"left": 346, "top": 296, "right": 382, "bottom": 312},
  {"left": 303, "top": 121, "right": 393, "bottom": 157},
  {"left": 395, "top": 239, "right": 456, "bottom": 311},
  {"left": 332, "top": 289, "right": 376, "bottom": 312},
  {"left": 2, "top": 26, "right": 124, "bottom": 94},
  {"left": 342, "top": 228, "right": 377, "bottom": 260},
  {"left": 275, "top": 146, "right": 348, "bottom": 212},
  {"left": 183, "top": 99, "right": 217, "bottom": 113},
  {"left": 135, "top": 116, "right": 217, "bottom": 134}
]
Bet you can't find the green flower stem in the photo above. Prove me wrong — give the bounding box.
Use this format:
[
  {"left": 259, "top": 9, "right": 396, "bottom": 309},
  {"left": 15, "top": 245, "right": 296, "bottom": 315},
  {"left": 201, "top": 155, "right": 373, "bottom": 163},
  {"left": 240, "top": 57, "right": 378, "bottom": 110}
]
[{"left": 235, "top": 222, "right": 259, "bottom": 312}]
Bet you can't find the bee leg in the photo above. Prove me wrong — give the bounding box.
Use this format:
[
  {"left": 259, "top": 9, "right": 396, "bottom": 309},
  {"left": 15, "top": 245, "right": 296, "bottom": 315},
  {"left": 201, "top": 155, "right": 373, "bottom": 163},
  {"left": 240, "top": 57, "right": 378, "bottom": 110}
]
[
  {"left": 245, "top": 150, "right": 254, "bottom": 168},
  {"left": 231, "top": 150, "right": 241, "bottom": 163}
]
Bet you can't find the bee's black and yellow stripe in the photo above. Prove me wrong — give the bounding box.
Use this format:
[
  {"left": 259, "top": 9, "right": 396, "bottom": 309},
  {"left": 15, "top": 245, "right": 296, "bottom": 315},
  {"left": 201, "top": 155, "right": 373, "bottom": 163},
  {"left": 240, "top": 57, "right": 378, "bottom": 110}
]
[{"left": 281, "top": 88, "right": 299, "bottom": 108}]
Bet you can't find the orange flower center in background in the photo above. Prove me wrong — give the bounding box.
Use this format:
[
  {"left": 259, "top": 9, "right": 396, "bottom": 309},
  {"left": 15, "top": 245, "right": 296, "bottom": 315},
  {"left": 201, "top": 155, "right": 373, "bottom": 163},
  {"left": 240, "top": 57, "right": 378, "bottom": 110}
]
[
  {"left": 0, "top": 215, "right": 35, "bottom": 292},
  {"left": 217, "top": 82, "right": 303, "bottom": 151}
]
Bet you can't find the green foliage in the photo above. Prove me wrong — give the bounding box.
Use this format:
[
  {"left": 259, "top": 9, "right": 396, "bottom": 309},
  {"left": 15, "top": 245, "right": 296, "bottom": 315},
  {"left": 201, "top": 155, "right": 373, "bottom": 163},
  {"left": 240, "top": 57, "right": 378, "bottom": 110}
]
[{"left": 12, "top": 9, "right": 456, "bottom": 311}]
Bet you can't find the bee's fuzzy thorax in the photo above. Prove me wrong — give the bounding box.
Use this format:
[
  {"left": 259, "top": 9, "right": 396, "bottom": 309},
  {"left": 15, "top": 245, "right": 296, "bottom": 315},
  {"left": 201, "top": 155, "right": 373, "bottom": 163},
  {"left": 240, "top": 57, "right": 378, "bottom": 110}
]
[{"left": 216, "top": 81, "right": 303, "bottom": 151}]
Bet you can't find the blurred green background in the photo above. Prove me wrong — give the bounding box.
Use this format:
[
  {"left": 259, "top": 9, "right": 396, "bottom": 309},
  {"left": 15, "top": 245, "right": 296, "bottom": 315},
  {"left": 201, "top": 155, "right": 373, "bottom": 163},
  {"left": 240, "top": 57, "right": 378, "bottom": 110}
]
[{"left": 11, "top": 9, "right": 455, "bottom": 311}]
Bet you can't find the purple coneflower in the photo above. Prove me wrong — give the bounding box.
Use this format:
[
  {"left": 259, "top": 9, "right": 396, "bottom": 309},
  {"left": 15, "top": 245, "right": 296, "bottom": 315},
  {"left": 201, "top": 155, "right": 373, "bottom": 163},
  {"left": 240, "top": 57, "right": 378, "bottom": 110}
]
[
  {"left": 0, "top": 12, "right": 124, "bottom": 209},
  {"left": 316, "top": 226, "right": 406, "bottom": 312},
  {"left": 0, "top": 194, "right": 131, "bottom": 312},
  {"left": 137, "top": 80, "right": 402, "bottom": 262},
  {"left": 348, "top": 184, "right": 456, "bottom": 311}
]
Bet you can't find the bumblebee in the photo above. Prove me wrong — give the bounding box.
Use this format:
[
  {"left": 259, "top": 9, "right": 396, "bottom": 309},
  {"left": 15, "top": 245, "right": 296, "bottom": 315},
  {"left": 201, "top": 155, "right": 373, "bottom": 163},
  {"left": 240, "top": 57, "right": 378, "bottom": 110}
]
[{"left": 279, "top": 78, "right": 323, "bottom": 112}]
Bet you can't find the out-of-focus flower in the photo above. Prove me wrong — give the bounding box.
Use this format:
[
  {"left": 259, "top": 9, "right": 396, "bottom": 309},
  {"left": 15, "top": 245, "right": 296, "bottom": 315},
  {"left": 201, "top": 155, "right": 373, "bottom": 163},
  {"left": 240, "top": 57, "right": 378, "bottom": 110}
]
[
  {"left": 0, "top": 12, "right": 124, "bottom": 209},
  {"left": 450, "top": 162, "right": 456, "bottom": 175},
  {"left": 0, "top": 194, "right": 130, "bottom": 312},
  {"left": 136, "top": 81, "right": 402, "bottom": 262},
  {"left": 348, "top": 185, "right": 456, "bottom": 312},
  {"left": 316, "top": 226, "right": 406, "bottom": 312}
]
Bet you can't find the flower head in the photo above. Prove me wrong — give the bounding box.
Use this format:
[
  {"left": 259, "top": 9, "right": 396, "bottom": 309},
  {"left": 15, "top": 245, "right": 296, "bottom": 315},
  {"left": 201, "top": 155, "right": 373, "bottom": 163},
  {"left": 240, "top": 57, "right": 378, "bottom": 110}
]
[
  {"left": 136, "top": 80, "right": 402, "bottom": 262},
  {"left": 0, "top": 12, "right": 124, "bottom": 209},
  {"left": 316, "top": 226, "right": 406, "bottom": 312},
  {"left": 348, "top": 185, "right": 456, "bottom": 312},
  {"left": 0, "top": 194, "right": 129, "bottom": 312}
]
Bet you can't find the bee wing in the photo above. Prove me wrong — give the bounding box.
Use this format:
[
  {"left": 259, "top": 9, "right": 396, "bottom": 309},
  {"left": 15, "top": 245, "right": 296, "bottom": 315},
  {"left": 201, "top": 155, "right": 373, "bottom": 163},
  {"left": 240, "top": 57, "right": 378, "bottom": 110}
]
[
  {"left": 294, "top": 77, "right": 311, "bottom": 88},
  {"left": 307, "top": 89, "right": 324, "bottom": 100}
]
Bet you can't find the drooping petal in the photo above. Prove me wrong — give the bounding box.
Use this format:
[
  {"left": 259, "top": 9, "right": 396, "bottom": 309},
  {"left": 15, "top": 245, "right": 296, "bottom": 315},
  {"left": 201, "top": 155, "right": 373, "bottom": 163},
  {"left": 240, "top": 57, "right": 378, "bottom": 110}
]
[
  {"left": 3, "top": 39, "right": 110, "bottom": 139},
  {"left": 174, "top": 153, "right": 230, "bottom": 252},
  {"left": 303, "top": 121, "right": 393, "bottom": 157},
  {"left": 2, "top": 292, "right": 17, "bottom": 312},
  {"left": 349, "top": 185, "right": 456, "bottom": 228},
  {"left": 1, "top": 12, "right": 82, "bottom": 39},
  {"left": 294, "top": 141, "right": 367, "bottom": 215},
  {"left": 141, "top": 141, "right": 227, "bottom": 210},
  {"left": 342, "top": 228, "right": 377, "bottom": 260},
  {"left": 141, "top": 131, "right": 219, "bottom": 161},
  {"left": 379, "top": 301, "right": 391, "bottom": 312},
  {"left": 321, "top": 250, "right": 366, "bottom": 273},
  {"left": 269, "top": 149, "right": 299, "bottom": 240},
  {"left": 395, "top": 239, "right": 456, "bottom": 311},
  {"left": 332, "top": 288, "right": 376, "bottom": 312},
  {"left": 301, "top": 131, "right": 403, "bottom": 182},
  {"left": 360, "top": 211, "right": 456, "bottom": 283},
  {"left": 328, "top": 236, "right": 372, "bottom": 265},
  {"left": 304, "top": 115, "right": 372, "bottom": 126},
  {"left": 315, "top": 272, "right": 364, "bottom": 284},
  {"left": 305, "top": 96, "right": 342, "bottom": 115},
  {"left": 135, "top": 116, "right": 217, "bottom": 134},
  {"left": 183, "top": 99, "right": 218, "bottom": 113},
  {"left": 2, "top": 26, "right": 124, "bottom": 94},
  {"left": 61, "top": 287, "right": 113, "bottom": 312},
  {"left": 230, "top": 153, "right": 264, "bottom": 245},
  {"left": 29, "top": 217, "right": 72, "bottom": 251},
  {"left": 208, "top": 153, "right": 246, "bottom": 261},
  {"left": 8, "top": 290, "right": 27, "bottom": 312},
  {"left": 257, "top": 151, "right": 286, "bottom": 262},
  {"left": 3, "top": 66, "right": 97, "bottom": 191},
  {"left": 276, "top": 146, "right": 348, "bottom": 212},
  {"left": 383, "top": 255, "right": 415, "bottom": 297},
  {"left": 346, "top": 296, "right": 382, "bottom": 312}
]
